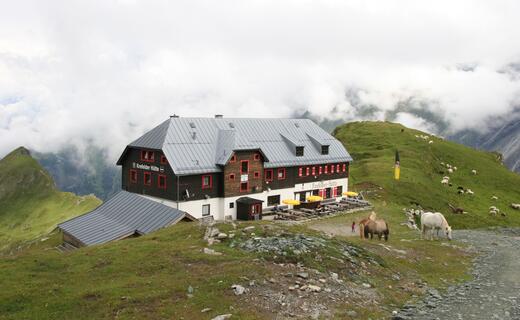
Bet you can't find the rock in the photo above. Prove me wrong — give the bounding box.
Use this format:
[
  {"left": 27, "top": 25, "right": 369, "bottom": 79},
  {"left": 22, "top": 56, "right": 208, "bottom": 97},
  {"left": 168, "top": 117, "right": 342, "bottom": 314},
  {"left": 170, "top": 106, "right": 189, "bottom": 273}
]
[
  {"left": 268, "top": 278, "right": 277, "bottom": 284},
  {"left": 243, "top": 226, "right": 255, "bottom": 231},
  {"left": 187, "top": 285, "right": 194, "bottom": 294},
  {"left": 297, "top": 272, "right": 309, "bottom": 279},
  {"left": 307, "top": 285, "right": 322, "bottom": 292},
  {"left": 201, "top": 308, "right": 212, "bottom": 313},
  {"left": 288, "top": 286, "right": 296, "bottom": 291},
  {"left": 346, "top": 310, "right": 358, "bottom": 317},
  {"left": 232, "top": 284, "right": 246, "bottom": 295},
  {"left": 209, "top": 228, "right": 220, "bottom": 238},
  {"left": 319, "top": 278, "right": 327, "bottom": 283},
  {"left": 211, "top": 314, "right": 232, "bottom": 320},
  {"left": 217, "top": 233, "right": 228, "bottom": 240},
  {"left": 229, "top": 233, "right": 235, "bottom": 239},
  {"left": 203, "top": 248, "right": 222, "bottom": 255},
  {"left": 362, "top": 283, "right": 371, "bottom": 288}
]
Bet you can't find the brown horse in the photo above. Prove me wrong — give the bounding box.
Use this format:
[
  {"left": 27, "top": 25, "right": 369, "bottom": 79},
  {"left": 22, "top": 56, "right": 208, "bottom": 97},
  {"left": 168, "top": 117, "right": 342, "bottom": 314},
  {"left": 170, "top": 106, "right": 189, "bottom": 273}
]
[
  {"left": 364, "top": 219, "right": 390, "bottom": 241},
  {"left": 358, "top": 212, "right": 377, "bottom": 239}
]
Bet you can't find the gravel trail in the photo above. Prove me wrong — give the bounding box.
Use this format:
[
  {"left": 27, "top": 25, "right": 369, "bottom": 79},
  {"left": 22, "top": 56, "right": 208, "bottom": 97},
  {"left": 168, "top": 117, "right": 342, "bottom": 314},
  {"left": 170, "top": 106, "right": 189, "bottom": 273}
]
[{"left": 395, "top": 229, "right": 520, "bottom": 320}]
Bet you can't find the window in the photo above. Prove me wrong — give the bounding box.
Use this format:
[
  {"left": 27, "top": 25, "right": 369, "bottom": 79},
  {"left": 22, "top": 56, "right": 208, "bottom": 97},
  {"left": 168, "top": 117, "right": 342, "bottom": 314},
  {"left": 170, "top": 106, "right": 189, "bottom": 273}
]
[
  {"left": 254, "top": 171, "right": 260, "bottom": 179},
  {"left": 202, "top": 204, "right": 210, "bottom": 216},
  {"left": 296, "top": 146, "right": 304, "bottom": 157},
  {"left": 265, "top": 169, "right": 273, "bottom": 181},
  {"left": 324, "top": 165, "right": 328, "bottom": 174},
  {"left": 336, "top": 186, "right": 343, "bottom": 197},
  {"left": 130, "top": 170, "right": 137, "bottom": 183},
  {"left": 144, "top": 172, "right": 152, "bottom": 186},
  {"left": 240, "top": 182, "right": 249, "bottom": 192},
  {"left": 267, "top": 195, "right": 281, "bottom": 206},
  {"left": 336, "top": 164, "right": 340, "bottom": 172},
  {"left": 202, "top": 175, "right": 212, "bottom": 189},
  {"left": 160, "top": 155, "right": 168, "bottom": 165},
  {"left": 318, "top": 166, "right": 323, "bottom": 175},
  {"left": 240, "top": 160, "right": 249, "bottom": 174},
  {"left": 229, "top": 173, "right": 235, "bottom": 180},
  {"left": 277, "top": 168, "right": 286, "bottom": 180},
  {"left": 230, "top": 155, "right": 237, "bottom": 163},
  {"left": 321, "top": 145, "right": 329, "bottom": 155},
  {"left": 331, "top": 165, "right": 335, "bottom": 174},
  {"left": 311, "top": 166, "right": 316, "bottom": 176},
  {"left": 298, "top": 167, "right": 303, "bottom": 177},
  {"left": 253, "top": 153, "right": 261, "bottom": 161},
  {"left": 342, "top": 163, "right": 347, "bottom": 172},
  {"left": 158, "top": 175, "right": 167, "bottom": 189},
  {"left": 141, "top": 150, "right": 155, "bottom": 162},
  {"left": 229, "top": 202, "right": 234, "bottom": 209},
  {"left": 305, "top": 167, "right": 310, "bottom": 176}
]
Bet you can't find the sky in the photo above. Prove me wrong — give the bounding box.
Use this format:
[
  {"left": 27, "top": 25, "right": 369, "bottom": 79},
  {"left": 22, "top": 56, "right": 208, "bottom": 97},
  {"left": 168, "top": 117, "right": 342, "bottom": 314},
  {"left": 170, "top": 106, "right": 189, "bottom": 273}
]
[{"left": 1, "top": 0, "right": 520, "bottom": 160}]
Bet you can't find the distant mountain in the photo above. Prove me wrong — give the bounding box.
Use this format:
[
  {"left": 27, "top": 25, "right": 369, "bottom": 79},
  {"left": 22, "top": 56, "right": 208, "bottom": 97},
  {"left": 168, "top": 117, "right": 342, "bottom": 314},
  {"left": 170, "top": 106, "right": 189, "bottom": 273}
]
[
  {"left": 449, "top": 114, "right": 520, "bottom": 174},
  {"left": 0, "top": 147, "right": 101, "bottom": 250},
  {"left": 34, "top": 145, "right": 121, "bottom": 200}
]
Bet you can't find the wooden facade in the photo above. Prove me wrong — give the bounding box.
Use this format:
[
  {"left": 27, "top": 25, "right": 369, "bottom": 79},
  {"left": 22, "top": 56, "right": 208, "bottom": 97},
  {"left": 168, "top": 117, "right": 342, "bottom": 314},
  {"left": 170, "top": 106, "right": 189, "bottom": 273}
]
[{"left": 223, "top": 150, "right": 264, "bottom": 197}]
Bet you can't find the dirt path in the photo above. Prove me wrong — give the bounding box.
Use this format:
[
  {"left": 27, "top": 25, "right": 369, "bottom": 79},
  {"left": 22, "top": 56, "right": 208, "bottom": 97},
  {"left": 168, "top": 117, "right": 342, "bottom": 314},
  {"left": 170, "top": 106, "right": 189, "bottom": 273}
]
[{"left": 395, "top": 229, "right": 520, "bottom": 320}]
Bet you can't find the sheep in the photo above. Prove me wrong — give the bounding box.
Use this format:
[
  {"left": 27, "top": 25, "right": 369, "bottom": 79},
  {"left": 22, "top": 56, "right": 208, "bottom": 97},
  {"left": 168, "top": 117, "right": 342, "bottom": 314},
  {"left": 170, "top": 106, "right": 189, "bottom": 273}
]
[
  {"left": 429, "top": 140, "right": 434, "bottom": 144},
  {"left": 489, "top": 206, "right": 499, "bottom": 216},
  {"left": 458, "top": 189, "right": 465, "bottom": 195},
  {"left": 453, "top": 166, "right": 457, "bottom": 171},
  {"left": 447, "top": 168, "right": 454, "bottom": 174},
  {"left": 441, "top": 178, "right": 449, "bottom": 185},
  {"left": 446, "top": 164, "right": 452, "bottom": 168},
  {"left": 511, "top": 203, "right": 520, "bottom": 210},
  {"left": 443, "top": 176, "right": 450, "bottom": 180},
  {"left": 440, "top": 162, "right": 445, "bottom": 166},
  {"left": 471, "top": 169, "right": 477, "bottom": 175},
  {"left": 489, "top": 209, "right": 498, "bottom": 216},
  {"left": 492, "top": 195, "right": 498, "bottom": 200},
  {"left": 466, "top": 189, "right": 474, "bottom": 195}
]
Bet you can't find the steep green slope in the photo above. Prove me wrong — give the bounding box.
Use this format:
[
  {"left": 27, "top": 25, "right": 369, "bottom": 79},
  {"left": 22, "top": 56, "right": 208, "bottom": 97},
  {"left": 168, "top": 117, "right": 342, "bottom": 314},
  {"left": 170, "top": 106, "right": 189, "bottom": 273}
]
[
  {"left": 334, "top": 121, "right": 520, "bottom": 228},
  {"left": 0, "top": 147, "right": 101, "bottom": 250}
]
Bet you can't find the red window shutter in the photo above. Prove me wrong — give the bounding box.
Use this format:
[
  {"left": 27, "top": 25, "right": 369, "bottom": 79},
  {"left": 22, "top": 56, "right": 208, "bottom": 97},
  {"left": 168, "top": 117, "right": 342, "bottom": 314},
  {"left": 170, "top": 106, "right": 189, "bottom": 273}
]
[
  {"left": 342, "top": 163, "right": 346, "bottom": 172},
  {"left": 298, "top": 167, "right": 303, "bottom": 177},
  {"left": 312, "top": 166, "right": 316, "bottom": 176},
  {"left": 318, "top": 166, "right": 322, "bottom": 175},
  {"left": 306, "top": 167, "right": 310, "bottom": 176}
]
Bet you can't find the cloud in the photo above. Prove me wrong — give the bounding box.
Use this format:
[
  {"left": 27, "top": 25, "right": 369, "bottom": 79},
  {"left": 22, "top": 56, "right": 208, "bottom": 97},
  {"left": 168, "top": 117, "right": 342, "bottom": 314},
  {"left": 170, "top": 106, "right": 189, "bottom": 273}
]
[{"left": 1, "top": 0, "right": 520, "bottom": 160}]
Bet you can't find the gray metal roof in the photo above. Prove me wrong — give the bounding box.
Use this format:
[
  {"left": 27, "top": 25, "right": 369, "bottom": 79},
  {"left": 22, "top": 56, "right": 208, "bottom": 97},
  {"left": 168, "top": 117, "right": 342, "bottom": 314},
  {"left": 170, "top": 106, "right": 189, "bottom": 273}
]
[
  {"left": 121, "top": 117, "right": 352, "bottom": 175},
  {"left": 58, "top": 191, "right": 188, "bottom": 246}
]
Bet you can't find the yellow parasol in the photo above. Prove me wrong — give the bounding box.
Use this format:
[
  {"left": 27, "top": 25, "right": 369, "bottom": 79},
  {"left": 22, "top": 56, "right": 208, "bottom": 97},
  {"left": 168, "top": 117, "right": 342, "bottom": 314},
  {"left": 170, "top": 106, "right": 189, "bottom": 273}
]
[
  {"left": 343, "top": 191, "right": 358, "bottom": 197},
  {"left": 282, "top": 199, "right": 301, "bottom": 205},
  {"left": 306, "top": 195, "right": 323, "bottom": 202}
]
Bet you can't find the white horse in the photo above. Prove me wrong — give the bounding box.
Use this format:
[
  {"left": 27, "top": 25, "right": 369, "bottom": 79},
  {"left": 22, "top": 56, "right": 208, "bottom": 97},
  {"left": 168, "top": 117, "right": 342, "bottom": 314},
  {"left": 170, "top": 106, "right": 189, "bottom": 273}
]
[{"left": 421, "top": 212, "right": 452, "bottom": 240}]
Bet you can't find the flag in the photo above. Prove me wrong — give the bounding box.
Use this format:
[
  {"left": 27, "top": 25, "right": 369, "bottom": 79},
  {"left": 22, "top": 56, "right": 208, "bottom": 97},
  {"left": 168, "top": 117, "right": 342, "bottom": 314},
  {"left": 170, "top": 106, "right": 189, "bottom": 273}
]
[{"left": 394, "top": 150, "right": 400, "bottom": 180}]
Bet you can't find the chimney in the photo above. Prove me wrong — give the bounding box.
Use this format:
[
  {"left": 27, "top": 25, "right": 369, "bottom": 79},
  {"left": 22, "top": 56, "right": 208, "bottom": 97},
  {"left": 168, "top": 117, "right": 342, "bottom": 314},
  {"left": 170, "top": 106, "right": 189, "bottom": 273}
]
[
  {"left": 170, "top": 114, "right": 179, "bottom": 118},
  {"left": 215, "top": 114, "right": 223, "bottom": 119}
]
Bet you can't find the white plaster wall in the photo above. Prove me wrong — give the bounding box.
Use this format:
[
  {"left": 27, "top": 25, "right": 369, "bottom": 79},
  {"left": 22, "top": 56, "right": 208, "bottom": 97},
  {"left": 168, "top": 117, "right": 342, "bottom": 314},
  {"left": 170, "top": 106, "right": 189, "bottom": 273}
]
[{"left": 143, "top": 177, "right": 349, "bottom": 221}]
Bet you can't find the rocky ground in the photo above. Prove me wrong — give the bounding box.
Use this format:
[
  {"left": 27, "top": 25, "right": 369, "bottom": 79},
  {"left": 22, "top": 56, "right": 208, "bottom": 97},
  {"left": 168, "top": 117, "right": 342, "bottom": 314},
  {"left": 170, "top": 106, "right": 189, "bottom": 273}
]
[{"left": 394, "top": 229, "right": 520, "bottom": 320}]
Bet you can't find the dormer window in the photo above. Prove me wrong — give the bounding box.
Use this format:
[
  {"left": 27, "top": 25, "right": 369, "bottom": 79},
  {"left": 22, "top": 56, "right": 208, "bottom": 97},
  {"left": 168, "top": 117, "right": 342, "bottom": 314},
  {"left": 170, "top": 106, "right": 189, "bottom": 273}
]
[
  {"left": 321, "top": 145, "right": 329, "bottom": 155},
  {"left": 296, "top": 146, "right": 304, "bottom": 157}
]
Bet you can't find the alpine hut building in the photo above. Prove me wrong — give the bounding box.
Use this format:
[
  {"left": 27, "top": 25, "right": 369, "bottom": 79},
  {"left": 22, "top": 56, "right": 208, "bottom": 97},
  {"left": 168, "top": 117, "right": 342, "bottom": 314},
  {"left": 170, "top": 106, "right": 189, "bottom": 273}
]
[{"left": 59, "top": 116, "right": 352, "bottom": 246}]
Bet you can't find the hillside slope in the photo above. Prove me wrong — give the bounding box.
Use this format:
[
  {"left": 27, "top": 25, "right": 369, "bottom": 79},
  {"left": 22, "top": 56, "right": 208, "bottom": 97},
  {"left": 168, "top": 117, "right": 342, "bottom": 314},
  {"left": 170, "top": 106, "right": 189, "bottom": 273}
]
[
  {"left": 0, "top": 147, "right": 101, "bottom": 250},
  {"left": 334, "top": 121, "right": 520, "bottom": 229}
]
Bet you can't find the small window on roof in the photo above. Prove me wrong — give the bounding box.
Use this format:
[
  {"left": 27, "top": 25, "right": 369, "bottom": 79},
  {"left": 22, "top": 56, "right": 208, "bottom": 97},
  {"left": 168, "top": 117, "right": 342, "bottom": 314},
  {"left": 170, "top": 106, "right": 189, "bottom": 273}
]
[
  {"left": 189, "top": 122, "right": 196, "bottom": 128},
  {"left": 296, "top": 146, "right": 304, "bottom": 157},
  {"left": 229, "top": 122, "right": 235, "bottom": 128},
  {"left": 321, "top": 145, "right": 329, "bottom": 155}
]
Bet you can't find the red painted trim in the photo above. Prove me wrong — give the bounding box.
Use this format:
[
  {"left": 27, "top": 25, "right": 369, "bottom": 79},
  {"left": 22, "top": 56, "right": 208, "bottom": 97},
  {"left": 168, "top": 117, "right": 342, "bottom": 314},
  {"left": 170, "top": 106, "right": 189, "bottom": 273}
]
[
  {"left": 277, "top": 168, "right": 286, "bottom": 180},
  {"left": 160, "top": 155, "right": 168, "bottom": 165},
  {"left": 298, "top": 167, "right": 303, "bottom": 177},
  {"left": 240, "top": 181, "right": 249, "bottom": 192},
  {"left": 265, "top": 169, "right": 273, "bottom": 181},
  {"left": 311, "top": 166, "right": 316, "bottom": 176},
  {"left": 324, "top": 165, "right": 329, "bottom": 174},
  {"left": 318, "top": 166, "right": 323, "bottom": 175},
  {"left": 230, "top": 154, "right": 237, "bottom": 163},
  {"left": 229, "top": 173, "right": 235, "bottom": 180},
  {"left": 158, "top": 174, "right": 167, "bottom": 189},
  {"left": 305, "top": 167, "right": 310, "bottom": 176},
  {"left": 253, "top": 153, "right": 261, "bottom": 161},
  {"left": 140, "top": 150, "right": 155, "bottom": 163},
  {"left": 202, "top": 175, "right": 213, "bottom": 189},
  {"left": 129, "top": 169, "right": 137, "bottom": 183},
  {"left": 342, "top": 163, "right": 346, "bottom": 172},
  {"left": 331, "top": 164, "right": 335, "bottom": 174},
  {"left": 240, "top": 160, "right": 249, "bottom": 174},
  {"left": 143, "top": 172, "right": 152, "bottom": 186},
  {"left": 336, "top": 164, "right": 340, "bottom": 173},
  {"left": 254, "top": 171, "right": 260, "bottom": 179}
]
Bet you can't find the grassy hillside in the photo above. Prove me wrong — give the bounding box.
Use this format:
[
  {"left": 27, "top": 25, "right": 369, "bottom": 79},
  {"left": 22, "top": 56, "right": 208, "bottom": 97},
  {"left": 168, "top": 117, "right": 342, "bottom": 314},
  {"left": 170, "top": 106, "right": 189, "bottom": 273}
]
[
  {"left": 334, "top": 121, "right": 520, "bottom": 229},
  {"left": 0, "top": 147, "right": 101, "bottom": 251}
]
